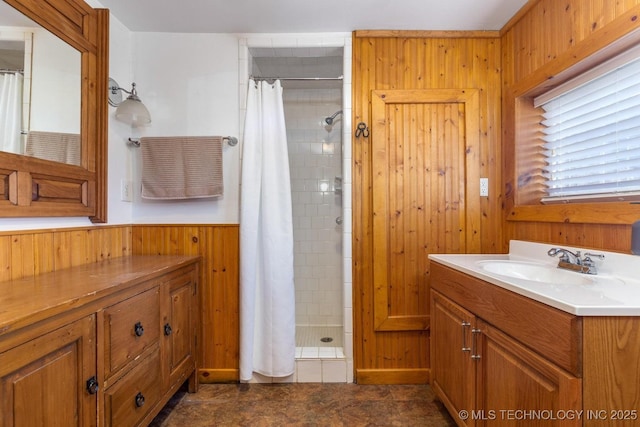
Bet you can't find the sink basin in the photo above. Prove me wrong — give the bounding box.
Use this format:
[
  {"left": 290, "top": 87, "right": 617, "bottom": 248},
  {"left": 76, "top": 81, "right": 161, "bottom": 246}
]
[{"left": 476, "top": 260, "right": 594, "bottom": 286}]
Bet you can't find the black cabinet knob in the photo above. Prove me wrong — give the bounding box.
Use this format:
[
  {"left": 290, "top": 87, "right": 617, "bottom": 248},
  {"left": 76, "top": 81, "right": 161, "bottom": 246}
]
[
  {"left": 134, "top": 322, "right": 144, "bottom": 337},
  {"left": 164, "top": 323, "right": 173, "bottom": 336},
  {"left": 86, "top": 376, "right": 99, "bottom": 395},
  {"left": 135, "top": 392, "right": 145, "bottom": 408}
]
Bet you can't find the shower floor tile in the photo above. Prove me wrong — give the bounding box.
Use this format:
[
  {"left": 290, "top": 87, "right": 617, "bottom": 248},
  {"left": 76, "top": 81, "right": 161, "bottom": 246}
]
[{"left": 296, "top": 325, "right": 343, "bottom": 347}]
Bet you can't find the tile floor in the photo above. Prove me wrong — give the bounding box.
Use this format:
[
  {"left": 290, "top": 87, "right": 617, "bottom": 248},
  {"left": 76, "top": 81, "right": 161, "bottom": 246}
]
[
  {"left": 296, "top": 326, "right": 343, "bottom": 348},
  {"left": 150, "top": 382, "right": 457, "bottom": 426}
]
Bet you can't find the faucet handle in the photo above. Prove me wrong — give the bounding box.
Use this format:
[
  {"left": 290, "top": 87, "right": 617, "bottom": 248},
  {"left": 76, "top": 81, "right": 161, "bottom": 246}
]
[
  {"left": 583, "top": 252, "right": 605, "bottom": 260},
  {"left": 582, "top": 252, "right": 605, "bottom": 267},
  {"left": 547, "top": 247, "right": 581, "bottom": 263}
]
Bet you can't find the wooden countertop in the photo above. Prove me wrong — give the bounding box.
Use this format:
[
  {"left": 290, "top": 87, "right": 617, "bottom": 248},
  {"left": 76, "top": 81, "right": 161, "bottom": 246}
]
[{"left": 0, "top": 255, "right": 200, "bottom": 337}]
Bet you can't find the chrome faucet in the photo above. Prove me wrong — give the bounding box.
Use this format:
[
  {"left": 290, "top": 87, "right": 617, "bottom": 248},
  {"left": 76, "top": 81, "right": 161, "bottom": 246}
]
[{"left": 547, "top": 247, "right": 605, "bottom": 275}]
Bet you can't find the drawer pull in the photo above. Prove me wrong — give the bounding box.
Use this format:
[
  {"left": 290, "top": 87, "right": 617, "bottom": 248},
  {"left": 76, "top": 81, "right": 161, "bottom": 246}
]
[
  {"left": 134, "top": 322, "right": 144, "bottom": 337},
  {"left": 135, "top": 392, "right": 146, "bottom": 408},
  {"left": 86, "top": 376, "right": 99, "bottom": 395},
  {"left": 461, "top": 321, "right": 471, "bottom": 352},
  {"left": 164, "top": 323, "right": 173, "bottom": 336},
  {"left": 471, "top": 328, "right": 482, "bottom": 360}
]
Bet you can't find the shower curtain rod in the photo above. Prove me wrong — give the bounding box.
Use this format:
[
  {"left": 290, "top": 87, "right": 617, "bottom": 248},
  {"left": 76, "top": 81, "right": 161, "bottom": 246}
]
[
  {"left": 0, "top": 68, "right": 23, "bottom": 74},
  {"left": 250, "top": 75, "right": 343, "bottom": 82}
]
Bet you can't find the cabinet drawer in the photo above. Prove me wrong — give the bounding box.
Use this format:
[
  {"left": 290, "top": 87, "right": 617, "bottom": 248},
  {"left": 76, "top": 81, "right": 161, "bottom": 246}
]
[
  {"left": 104, "top": 348, "right": 162, "bottom": 427},
  {"left": 104, "top": 287, "right": 160, "bottom": 377}
]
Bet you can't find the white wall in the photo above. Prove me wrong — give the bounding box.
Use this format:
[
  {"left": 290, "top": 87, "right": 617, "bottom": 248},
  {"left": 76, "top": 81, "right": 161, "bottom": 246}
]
[{"left": 129, "top": 32, "right": 240, "bottom": 224}]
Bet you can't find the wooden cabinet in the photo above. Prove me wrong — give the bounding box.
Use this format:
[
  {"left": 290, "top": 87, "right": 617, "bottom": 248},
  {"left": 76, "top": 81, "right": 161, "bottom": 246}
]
[
  {"left": 0, "top": 315, "right": 97, "bottom": 427},
  {"left": 102, "top": 287, "right": 163, "bottom": 426},
  {"left": 431, "top": 263, "right": 582, "bottom": 427},
  {"left": 0, "top": 255, "right": 200, "bottom": 427},
  {"left": 477, "top": 320, "right": 581, "bottom": 427},
  {"left": 431, "top": 291, "right": 476, "bottom": 427},
  {"left": 161, "top": 267, "right": 198, "bottom": 391}
]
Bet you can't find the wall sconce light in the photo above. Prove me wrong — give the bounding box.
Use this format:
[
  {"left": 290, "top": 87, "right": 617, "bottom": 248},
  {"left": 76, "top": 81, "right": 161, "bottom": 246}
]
[{"left": 108, "top": 77, "right": 152, "bottom": 126}]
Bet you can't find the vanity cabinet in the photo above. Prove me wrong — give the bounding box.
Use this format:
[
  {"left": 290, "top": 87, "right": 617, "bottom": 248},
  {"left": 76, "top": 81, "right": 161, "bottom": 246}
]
[
  {"left": 0, "top": 315, "right": 97, "bottom": 427},
  {"left": 431, "top": 262, "right": 582, "bottom": 427},
  {"left": 0, "top": 255, "right": 200, "bottom": 427}
]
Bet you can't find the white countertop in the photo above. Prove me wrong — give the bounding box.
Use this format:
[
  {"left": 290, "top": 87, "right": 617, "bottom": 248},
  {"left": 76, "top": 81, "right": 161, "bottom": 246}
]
[{"left": 428, "top": 240, "right": 640, "bottom": 316}]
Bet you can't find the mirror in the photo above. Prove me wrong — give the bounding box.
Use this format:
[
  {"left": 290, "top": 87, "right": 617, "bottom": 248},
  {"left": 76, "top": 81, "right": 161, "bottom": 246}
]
[
  {"left": 0, "top": 0, "right": 108, "bottom": 222},
  {"left": 0, "top": 2, "right": 81, "bottom": 165}
]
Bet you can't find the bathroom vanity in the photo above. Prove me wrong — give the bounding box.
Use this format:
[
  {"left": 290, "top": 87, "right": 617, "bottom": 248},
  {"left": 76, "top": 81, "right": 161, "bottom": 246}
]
[
  {"left": 0, "top": 255, "right": 200, "bottom": 426},
  {"left": 429, "top": 241, "right": 640, "bottom": 427}
]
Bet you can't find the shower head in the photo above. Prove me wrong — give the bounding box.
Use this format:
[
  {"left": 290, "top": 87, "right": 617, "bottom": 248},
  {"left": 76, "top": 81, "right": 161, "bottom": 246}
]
[{"left": 324, "top": 110, "right": 343, "bottom": 125}]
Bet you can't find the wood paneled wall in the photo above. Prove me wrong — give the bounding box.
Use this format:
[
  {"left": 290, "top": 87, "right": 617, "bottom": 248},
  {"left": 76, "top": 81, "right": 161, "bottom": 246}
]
[
  {"left": 352, "top": 33, "right": 503, "bottom": 383},
  {"left": 131, "top": 225, "right": 239, "bottom": 383},
  {"left": 0, "top": 224, "right": 239, "bottom": 383},
  {"left": 501, "top": 0, "right": 640, "bottom": 252},
  {"left": 0, "top": 225, "right": 132, "bottom": 282}
]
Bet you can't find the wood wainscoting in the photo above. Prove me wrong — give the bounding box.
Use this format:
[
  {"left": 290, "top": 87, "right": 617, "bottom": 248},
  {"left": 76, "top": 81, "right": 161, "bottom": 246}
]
[
  {"left": 132, "top": 225, "right": 239, "bottom": 383},
  {"left": 0, "top": 225, "right": 132, "bottom": 281}
]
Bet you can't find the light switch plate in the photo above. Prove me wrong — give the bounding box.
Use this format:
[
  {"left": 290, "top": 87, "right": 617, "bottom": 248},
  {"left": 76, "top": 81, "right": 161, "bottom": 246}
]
[{"left": 120, "top": 179, "right": 133, "bottom": 202}]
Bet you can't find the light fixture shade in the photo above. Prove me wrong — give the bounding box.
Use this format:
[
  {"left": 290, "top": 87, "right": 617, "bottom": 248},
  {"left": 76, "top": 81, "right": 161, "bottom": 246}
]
[{"left": 115, "top": 96, "right": 152, "bottom": 126}]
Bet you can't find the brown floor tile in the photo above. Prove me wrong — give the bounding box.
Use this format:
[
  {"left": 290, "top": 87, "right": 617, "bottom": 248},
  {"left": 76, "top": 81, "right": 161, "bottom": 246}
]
[{"left": 150, "top": 383, "right": 456, "bottom": 426}]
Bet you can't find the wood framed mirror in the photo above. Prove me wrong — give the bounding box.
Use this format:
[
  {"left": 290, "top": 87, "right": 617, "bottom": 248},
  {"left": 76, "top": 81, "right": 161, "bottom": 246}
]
[{"left": 0, "top": 0, "right": 108, "bottom": 222}]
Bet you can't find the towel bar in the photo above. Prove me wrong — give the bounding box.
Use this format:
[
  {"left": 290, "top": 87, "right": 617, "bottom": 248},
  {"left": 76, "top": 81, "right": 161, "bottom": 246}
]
[{"left": 127, "top": 136, "right": 238, "bottom": 147}]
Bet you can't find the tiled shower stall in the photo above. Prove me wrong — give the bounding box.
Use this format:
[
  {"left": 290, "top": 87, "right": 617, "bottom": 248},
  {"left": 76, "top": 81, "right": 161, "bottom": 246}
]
[{"left": 240, "top": 35, "right": 353, "bottom": 383}]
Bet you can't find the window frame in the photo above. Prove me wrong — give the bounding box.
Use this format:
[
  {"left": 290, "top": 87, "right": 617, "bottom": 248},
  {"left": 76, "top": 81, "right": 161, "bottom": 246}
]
[{"left": 507, "top": 27, "right": 640, "bottom": 225}]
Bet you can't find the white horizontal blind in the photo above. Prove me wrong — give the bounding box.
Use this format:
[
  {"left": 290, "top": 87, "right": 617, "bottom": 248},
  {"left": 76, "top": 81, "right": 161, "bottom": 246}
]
[{"left": 534, "top": 48, "right": 640, "bottom": 202}]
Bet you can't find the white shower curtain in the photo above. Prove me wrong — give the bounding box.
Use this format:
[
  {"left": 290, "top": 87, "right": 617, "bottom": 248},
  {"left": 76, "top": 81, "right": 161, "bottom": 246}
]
[
  {"left": 0, "top": 72, "right": 23, "bottom": 154},
  {"left": 240, "top": 79, "right": 295, "bottom": 381}
]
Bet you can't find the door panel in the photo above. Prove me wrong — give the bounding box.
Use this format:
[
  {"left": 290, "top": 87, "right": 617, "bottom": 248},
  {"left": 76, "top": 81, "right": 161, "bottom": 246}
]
[
  {"left": 477, "top": 320, "right": 582, "bottom": 427},
  {"left": 371, "top": 89, "right": 480, "bottom": 332},
  {"left": 431, "top": 290, "right": 477, "bottom": 427}
]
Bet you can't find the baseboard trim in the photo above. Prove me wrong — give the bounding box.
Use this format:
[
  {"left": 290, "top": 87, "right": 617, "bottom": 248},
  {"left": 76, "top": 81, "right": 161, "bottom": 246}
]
[
  {"left": 356, "top": 368, "right": 430, "bottom": 384},
  {"left": 198, "top": 368, "right": 238, "bottom": 383}
]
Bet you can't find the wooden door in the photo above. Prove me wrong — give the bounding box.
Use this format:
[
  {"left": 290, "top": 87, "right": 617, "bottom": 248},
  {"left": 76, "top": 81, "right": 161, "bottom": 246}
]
[
  {"left": 476, "top": 320, "right": 582, "bottom": 427},
  {"left": 431, "top": 290, "right": 477, "bottom": 427},
  {"left": 0, "top": 315, "right": 97, "bottom": 427},
  {"left": 371, "top": 89, "right": 480, "bottom": 332},
  {"left": 162, "top": 266, "right": 198, "bottom": 389}
]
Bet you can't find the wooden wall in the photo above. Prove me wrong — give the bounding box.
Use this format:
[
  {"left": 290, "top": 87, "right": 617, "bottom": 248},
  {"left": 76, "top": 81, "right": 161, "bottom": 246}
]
[
  {"left": 352, "top": 32, "right": 503, "bottom": 383},
  {"left": 131, "top": 225, "right": 239, "bottom": 383},
  {"left": 0, "top": 224, "right": 240, "bottom": 383},
  {"left": 501, "top": 0, "right": 640, "bottom": 252},
  {"left": 0, "top": 225, "right": 132, "bottom": 281}
]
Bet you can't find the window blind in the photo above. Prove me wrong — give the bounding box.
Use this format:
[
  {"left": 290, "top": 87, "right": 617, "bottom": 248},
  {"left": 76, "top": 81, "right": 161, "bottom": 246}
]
[{"left": 534, "top": 46, "right": 640, "bottom": 203}]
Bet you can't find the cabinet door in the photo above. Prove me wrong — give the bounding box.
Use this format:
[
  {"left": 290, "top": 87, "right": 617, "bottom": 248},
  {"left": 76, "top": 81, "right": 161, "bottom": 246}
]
[
  {"left": 162, "top": 267, "right": 197, "bottom": 387},
  {"left": 431, "top": 290, "right": 477, "bottom": 427},
  {"left": 0, "top": 315, "right": 97, "bottom": 427},
  {"left": 476, "top": 320, "right": 582, "bottom": 427}
]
